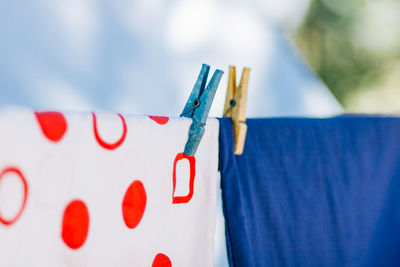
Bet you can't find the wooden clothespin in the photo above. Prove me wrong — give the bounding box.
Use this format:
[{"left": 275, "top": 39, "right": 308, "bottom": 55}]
[
  {"left": 181, "top": 64, "right": 224, "bottom": 156},
  {"left": 223, "top": 66, "right": 250, "bottom": 155}
]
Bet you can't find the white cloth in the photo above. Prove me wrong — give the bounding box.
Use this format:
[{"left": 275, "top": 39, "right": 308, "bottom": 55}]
[{"left": 0, "top": 108, "right": 219, "bottom": 267}]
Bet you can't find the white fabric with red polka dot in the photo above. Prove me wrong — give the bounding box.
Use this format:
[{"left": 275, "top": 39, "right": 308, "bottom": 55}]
[{"left": 0, "top": 107, "right": 219, "bottom": 267}]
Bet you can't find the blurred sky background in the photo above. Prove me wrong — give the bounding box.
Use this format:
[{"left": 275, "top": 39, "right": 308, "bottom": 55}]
[
  {"left": 0, "top": 0, "right": 345, "bottom": 118},
  {"left": 2, "top": 0, "right": 398, "bottom": 266}
]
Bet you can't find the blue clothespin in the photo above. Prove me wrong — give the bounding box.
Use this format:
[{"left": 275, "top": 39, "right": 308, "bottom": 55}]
[{"left": 181, "top": 64, "right": 224, "bottom": 156}]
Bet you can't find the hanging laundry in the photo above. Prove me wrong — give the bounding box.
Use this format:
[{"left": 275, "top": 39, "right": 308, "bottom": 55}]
[
  {"left": 0, "top": 108, "right": 219, "bottom": 267},
  {"left": 219, "top": 117, "right": 400, "bottom": 267}
]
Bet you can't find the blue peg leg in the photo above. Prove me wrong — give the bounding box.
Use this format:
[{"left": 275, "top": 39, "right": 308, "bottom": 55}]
[{"left": 184, "top": 124, "right": 205, "bottom": 156}]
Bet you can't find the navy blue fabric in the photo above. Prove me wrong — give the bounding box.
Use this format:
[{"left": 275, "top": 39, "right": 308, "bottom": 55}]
[{"left": 219, "top": 117, "right": 400, "bottom": 267}]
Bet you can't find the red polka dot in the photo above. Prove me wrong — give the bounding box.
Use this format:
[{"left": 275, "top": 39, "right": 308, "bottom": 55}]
[
  {"left": 149, "top": 116, "right": 169, "bottom": 125},
  {"left": 35, "top": 111, "right": 67, "bottom": 142},
  {"left": 0, "top": 167, "right": 28, "bottom": 226},
  {"left": 152, "top": 253, "right": 172, "bottom": 267},
  {"left": 61, "top": 200, "right": 89, "bottom": 249},
  {"left": 122, "top": 180, "right": 147, "bottom": 229},
  {"left": 172, "top": 153, "right": 196, "bottom": 204},
  {"left": 92, "top": 112, "right": 127, "bottom": 150}
]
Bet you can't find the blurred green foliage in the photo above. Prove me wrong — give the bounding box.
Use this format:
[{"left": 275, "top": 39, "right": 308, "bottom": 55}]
[{"left": 295, "top": 0, "right": 400, "bottom": 112}]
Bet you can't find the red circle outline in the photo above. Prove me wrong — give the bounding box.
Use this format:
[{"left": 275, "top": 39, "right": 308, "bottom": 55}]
[
  {"left": 172, "top": 153, "right": 196, "bottom": 204},
  {"left": 0, "top": 167, "right": 28, "bottom": 226},
  {"left": 92, "top": 112, "right": 127, "bottom": 150}
]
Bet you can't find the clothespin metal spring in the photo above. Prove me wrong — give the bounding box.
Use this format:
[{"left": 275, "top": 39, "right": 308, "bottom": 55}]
[
  {"left": 223, "top": 99, "right": 237, "bottom": 117},
  {"left": 181, "top": 100, "right": 201, "bottom": 117}
]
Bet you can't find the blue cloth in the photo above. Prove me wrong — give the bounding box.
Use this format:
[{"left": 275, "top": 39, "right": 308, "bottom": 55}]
[{"left": 219, "top": 117, "right": 400, "bottom": 267}]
